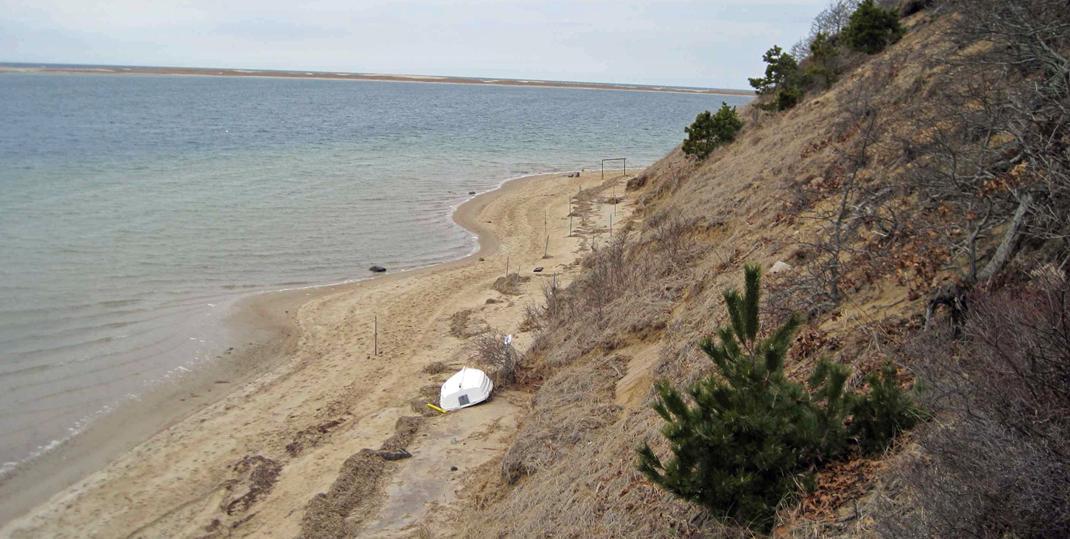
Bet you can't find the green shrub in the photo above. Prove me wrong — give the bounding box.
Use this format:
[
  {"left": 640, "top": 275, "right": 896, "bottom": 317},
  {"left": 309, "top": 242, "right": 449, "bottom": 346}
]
[
  {"left": 804, "top": 32, "right": 840, "bottom": 89},
  {"left": 637, "top": 265, "right": 920, "bottom": 532},
  {"left": 850, "top": 363, "right": 924, "bottom": 453},
  {"left": 681, "top": 102, "right": 743, "bottom": 159},
  {"left": 842, "top": 0, "right": 904, "bottom": 54},
  {"left": 748, "top": 46, "right": 805, "bottom": 111}
]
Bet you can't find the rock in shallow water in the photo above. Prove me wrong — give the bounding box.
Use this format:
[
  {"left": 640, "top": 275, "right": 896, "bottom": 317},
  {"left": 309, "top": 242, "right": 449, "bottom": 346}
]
[{"left": 369, "top": 265, "right": 387, "bottom": 273}]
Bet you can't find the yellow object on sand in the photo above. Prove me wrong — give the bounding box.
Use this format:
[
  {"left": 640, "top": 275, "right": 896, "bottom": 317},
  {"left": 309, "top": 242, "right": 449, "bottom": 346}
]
[{"left": 426, "top": 403, "right": 447, "bottom": 414}]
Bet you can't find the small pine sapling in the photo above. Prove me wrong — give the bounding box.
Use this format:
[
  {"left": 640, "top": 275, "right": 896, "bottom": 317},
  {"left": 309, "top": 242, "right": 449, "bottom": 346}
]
[
  {"left": 849, "top": 363, "right": 924, "bottom": 453},
  {"left": 638, "top": 265, "right": 922, "bottom": 532}
]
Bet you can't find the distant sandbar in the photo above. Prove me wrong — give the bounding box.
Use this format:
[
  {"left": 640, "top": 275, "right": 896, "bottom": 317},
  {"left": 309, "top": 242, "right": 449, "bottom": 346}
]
[{"left": 0, "top": 63, "right": 753, "bottom": 97}]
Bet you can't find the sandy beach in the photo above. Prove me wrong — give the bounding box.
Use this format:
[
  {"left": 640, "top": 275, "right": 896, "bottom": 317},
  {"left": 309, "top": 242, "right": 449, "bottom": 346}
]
[{"left": 0, "top": 169, "right": 630, "bottom": 538}]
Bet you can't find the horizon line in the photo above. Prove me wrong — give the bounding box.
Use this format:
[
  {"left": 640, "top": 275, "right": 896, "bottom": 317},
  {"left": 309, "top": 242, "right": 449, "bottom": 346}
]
[{"left": 0, "top": 61, "right": 755, "bottom": 97}]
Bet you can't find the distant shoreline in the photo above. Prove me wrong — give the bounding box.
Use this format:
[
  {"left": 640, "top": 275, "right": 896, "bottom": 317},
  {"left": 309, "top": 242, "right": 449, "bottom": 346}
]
[{"left": 0, "top": 63, "right": 754, "bottom": 97}]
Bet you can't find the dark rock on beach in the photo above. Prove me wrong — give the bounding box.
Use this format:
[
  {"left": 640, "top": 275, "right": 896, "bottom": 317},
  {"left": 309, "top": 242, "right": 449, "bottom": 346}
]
[{"left": 369, "top": 265, "right": 387, "bottom": 273}]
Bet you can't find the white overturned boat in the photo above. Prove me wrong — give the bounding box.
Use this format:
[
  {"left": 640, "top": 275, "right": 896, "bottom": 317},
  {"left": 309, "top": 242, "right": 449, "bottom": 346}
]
[{"left": 439, "top": 367, "right": 493, "bottom": 411}]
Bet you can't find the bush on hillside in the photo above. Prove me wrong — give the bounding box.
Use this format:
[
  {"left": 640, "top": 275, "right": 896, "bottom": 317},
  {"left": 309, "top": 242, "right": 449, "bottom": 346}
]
[
  {"left": 850, "top": 362, "right": 923, "bottom": 453},
  {"left": 879, "top": 279, "right": 1070, "bottom": 537},
  {"left": 638, "top": 265, "right": 920, "bottom": 532},
  {"left": 804, "top": 32, "right": 841, "bottom": 88},
  {"left": 681, "top": 102, "right": 743, "bottom": 159},
  {"left": 842, "top": 0, "right": 903, "bottom": 54},
  {"left": 749, "top": 46, "right": 805, "bottom": 111}
]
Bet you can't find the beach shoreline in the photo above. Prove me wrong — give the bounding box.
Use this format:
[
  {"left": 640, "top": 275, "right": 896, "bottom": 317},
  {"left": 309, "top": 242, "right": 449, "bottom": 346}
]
[{"left": 0, "top": 168, "right": 617, "bottom": 532}]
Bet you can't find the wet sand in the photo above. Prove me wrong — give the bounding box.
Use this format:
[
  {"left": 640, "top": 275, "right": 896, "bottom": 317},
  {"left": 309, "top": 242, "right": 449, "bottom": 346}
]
[{"left": 0, "top": 169, "right": 629, "bottom": 537}]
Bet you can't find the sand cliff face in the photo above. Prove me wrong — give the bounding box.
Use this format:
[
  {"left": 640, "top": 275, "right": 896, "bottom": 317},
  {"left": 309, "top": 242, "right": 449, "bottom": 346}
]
[{"left": 458, "top": 10, "right": 977, "bottom": 537}]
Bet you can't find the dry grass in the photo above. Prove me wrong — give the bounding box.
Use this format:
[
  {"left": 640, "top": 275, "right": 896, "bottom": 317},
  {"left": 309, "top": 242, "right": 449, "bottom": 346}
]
[
  {"left": 421, "top": 361, "right": 450, "bottom": 375},
  {"left": 868, "top": 278, "right": 1070, "bottom": 537},
  {"left": 491, "top": 273, "right": 530, "bottom": 295},
  {"left": 500, "top": 354, "right": 626, "bottom": 484},
  {"left": 462, "top": 12, "right": 981, "bottom": 537},
  {"left": 461, "top": 8, "right": 1070, "bottom": 538},
  {"left": 448, "top": 308, "right": 488, "bottom": 338}
]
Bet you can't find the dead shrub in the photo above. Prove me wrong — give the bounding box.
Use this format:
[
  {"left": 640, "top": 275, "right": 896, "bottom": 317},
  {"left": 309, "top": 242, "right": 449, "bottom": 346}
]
[
  {"left": 492, "top": 273, "right": 529, "bottom": 295},
  {"left": 877, "top": 278, "right": 1070, "bottom": 537},
  {"left": 642, "top": 211, "right": 698, "bottom": 270},
  {"left": 519, "top": 302, "right": 542, "bottom": 332},
  {"left": 470, "top": 332, "right": 517, "bottom": 387}
]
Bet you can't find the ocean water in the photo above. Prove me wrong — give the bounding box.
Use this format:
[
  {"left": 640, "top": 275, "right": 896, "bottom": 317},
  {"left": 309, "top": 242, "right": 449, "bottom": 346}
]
[{"left": 0, "top": 72, "right": 749, "bottom": 471}]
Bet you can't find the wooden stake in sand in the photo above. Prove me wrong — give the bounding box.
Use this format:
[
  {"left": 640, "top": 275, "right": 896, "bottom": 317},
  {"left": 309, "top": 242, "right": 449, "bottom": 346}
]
[
  {"left": 374, "top": 314, "right": 378, "bottom": 356},
  {"left": 543, "top": 209, "right": 550, "bottom": 257}
]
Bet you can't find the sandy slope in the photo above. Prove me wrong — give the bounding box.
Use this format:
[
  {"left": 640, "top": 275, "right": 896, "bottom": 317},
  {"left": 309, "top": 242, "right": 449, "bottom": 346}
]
[{"left": 1, "top": 170, "right": 625, "bottom": 538}]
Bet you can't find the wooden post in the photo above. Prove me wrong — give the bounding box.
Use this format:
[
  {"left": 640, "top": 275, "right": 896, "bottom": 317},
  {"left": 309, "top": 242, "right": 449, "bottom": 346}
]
[
  {"left": 609, "top": 213, "right": 613, "bottom": 237},
  {"left": 505, "top": 255, "right": 509, "bottom": 277},
  {"left": 544, "top": 209, "right": 548, "bottom": 255},
  {"left": 374, "top": 315, "right": 378, "bottom": 356}
]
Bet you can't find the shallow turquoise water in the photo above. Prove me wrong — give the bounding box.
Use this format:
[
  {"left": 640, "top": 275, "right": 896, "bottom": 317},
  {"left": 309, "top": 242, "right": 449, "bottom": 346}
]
[{"left": 0, "top": 72, "right": 749, "bottom": 468}]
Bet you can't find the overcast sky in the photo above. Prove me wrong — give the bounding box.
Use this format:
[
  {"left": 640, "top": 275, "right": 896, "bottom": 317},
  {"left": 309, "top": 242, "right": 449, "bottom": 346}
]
[{"left": 0, "top": 0, "right": 827, "bottom": 89}]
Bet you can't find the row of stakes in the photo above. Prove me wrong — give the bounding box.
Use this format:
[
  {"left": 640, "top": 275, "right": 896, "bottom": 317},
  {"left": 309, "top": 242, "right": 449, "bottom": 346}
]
[{"left": 371, "top": 170, "right": 627, "bottom": 356}]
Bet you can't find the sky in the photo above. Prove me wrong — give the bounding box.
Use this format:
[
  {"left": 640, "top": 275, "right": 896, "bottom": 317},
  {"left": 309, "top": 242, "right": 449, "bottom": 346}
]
[{"left": 0, "top": 0, "right": 828, "bottom": 89}]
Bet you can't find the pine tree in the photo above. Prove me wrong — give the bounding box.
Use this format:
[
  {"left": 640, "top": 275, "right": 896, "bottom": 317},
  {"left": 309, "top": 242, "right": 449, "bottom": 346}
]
[
  {"left": 804, "top": 32, "right": 840, "bottom": 89},
  {"left": 842, "top": 0, "right": 904, "bottom": 54},
  {"left": 682, "top": 102, "right": 743, "bottom": 159},
  {"left": 748, "top": 46, "right": 804, "bottom": 111},
  {"left": 638, "top": 265, "right": 812, "bottom": 531},
  {"left": 637, "top": 265, "right": 921, "bottom": 532}
]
